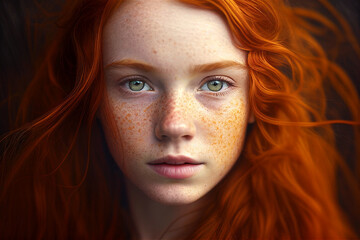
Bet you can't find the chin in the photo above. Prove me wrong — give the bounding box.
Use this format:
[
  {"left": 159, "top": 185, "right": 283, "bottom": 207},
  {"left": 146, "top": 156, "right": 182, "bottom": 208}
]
[{"left": 140, "top": 183, "right": 208, "bottom": 206}]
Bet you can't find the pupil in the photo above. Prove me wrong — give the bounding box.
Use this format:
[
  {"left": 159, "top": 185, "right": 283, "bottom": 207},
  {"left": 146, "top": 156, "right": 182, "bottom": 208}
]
[{"left": 208, "top": 80, "right": 222, "bottom": 91}]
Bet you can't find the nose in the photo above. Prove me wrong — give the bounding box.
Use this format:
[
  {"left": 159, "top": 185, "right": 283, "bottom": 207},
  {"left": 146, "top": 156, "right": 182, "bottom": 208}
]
[{"left": 155, "top": 94, "right": 196, "bottom": 142}]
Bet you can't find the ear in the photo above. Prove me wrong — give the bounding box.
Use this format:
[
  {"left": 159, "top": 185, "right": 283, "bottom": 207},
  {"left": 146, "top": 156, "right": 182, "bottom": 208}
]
[{"left": 248, "top": 109, "right": 255, "bottom": 123}]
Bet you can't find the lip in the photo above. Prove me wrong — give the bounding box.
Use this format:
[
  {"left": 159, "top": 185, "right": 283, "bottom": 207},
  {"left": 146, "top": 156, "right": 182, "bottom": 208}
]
[
  {"left": 148, "top": 155, "right": 204, "bottom": 179},
  {"left": 148, "top": 155, "right": 203, "bottom": 165}
]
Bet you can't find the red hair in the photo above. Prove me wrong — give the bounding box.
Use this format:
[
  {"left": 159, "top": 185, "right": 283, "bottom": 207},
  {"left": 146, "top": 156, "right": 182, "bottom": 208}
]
[{"left": 1, "top": 0, "right": 359, "bottom": 239}]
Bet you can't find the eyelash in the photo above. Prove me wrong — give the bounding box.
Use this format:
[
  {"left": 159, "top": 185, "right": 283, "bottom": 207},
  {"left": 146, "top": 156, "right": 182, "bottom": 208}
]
[
  {"left": 119, "top": 75, "right": 153, "bottom": 95},
  {"left": 199, "top": 75, "right": 234, "bottom": 96}
]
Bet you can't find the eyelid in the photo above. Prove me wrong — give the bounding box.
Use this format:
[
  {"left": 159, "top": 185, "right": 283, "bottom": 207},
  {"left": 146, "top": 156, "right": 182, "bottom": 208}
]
[
  {"left": 202, "top": 75, "right": 234, "bottom": 85},
  {"left": 199, "top": 75, "right": 234, "bottom": 91}
]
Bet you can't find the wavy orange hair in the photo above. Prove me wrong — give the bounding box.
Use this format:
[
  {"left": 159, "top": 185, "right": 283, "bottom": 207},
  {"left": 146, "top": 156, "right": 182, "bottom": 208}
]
[{"left": 0, "top": 0, "right": 359, "bottom": 239}]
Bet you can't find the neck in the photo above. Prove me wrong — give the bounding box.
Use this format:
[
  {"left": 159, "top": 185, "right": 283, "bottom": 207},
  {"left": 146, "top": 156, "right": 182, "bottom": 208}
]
[{"left": 125, "top": 180, "right": 203, "bottom": 240}]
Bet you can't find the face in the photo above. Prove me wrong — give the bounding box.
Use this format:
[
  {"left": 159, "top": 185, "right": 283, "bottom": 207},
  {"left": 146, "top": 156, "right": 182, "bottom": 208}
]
[{"left": 100, "top": 0, "right": 253, "bottom": 205}]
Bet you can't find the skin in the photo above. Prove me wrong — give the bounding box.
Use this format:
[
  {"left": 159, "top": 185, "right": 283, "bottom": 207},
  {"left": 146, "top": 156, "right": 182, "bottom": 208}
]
[{"left": 100, "top": 0, "right": 254, "bottom": 238}]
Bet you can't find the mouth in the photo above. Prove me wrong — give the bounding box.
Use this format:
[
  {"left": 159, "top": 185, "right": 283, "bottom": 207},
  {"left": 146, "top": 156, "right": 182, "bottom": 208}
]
[{"left": 148, "top": 155, "right": 204, "bottom": 179}]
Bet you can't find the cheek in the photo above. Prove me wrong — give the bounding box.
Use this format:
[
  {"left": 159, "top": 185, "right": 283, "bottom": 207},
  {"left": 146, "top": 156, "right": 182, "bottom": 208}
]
[
  {"left": 201, "top": 98, "right": 247, "bottom": 169},
  {"left": 102, "top": 98, "right": 155, "bottom": 167},
  {"left": 113, "top": 101, "right": 153, "bottom": 149}
]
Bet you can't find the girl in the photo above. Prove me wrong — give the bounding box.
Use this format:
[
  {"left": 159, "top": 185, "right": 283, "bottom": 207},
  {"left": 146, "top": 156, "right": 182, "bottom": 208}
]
[{"left": 1, "top": 0, "right": 359, "bottom": 239}]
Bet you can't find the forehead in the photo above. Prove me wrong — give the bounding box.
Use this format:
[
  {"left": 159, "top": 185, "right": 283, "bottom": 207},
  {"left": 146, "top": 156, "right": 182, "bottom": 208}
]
[{"left": 102, "top": 0, "right": 246, "bottom": 71}]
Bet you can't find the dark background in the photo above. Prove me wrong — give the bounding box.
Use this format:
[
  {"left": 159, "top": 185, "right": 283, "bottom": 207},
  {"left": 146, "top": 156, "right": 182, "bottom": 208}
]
[{"left": 0, "top": 0, "right": 359, "bottom": 235}]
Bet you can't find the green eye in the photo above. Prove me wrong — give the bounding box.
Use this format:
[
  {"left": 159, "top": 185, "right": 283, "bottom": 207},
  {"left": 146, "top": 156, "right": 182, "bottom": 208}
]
[
  {"left": 123, "top": 76, "right": 152, "bottom": 92},
  {"left": 206, "top": 80, "right": 223, "bottom": 91},
  {"left": 200, "top": 77, "right": 230, "bottom": 93},
  {"left": 129, "top": 80, "right": 145, "bottom": 91}
]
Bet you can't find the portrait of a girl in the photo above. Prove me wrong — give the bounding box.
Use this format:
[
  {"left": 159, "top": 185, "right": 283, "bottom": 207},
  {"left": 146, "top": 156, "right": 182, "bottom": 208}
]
[{"left": 0, "top": 0, "right": 359, "bottom": 239}]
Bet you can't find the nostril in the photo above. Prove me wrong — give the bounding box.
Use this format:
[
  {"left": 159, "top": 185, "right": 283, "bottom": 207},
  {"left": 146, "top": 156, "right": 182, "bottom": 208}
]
[
  {"left": 159, "top": 134, "right": 193, "bottom": 141},
  {"left": 183, "top": 135, "right": 193, "bottom": 140}
]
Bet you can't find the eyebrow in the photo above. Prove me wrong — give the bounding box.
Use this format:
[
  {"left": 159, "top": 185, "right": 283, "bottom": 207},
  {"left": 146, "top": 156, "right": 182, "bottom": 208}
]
[
  {"left": 104, "top": 59, "right": 246, "bottom": 74},
  {"left": 190, "top": 60, "right": 246, "bottom": 74},
  {"left": 105, "top": 59, "right": 155, "bottom": 72}
]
